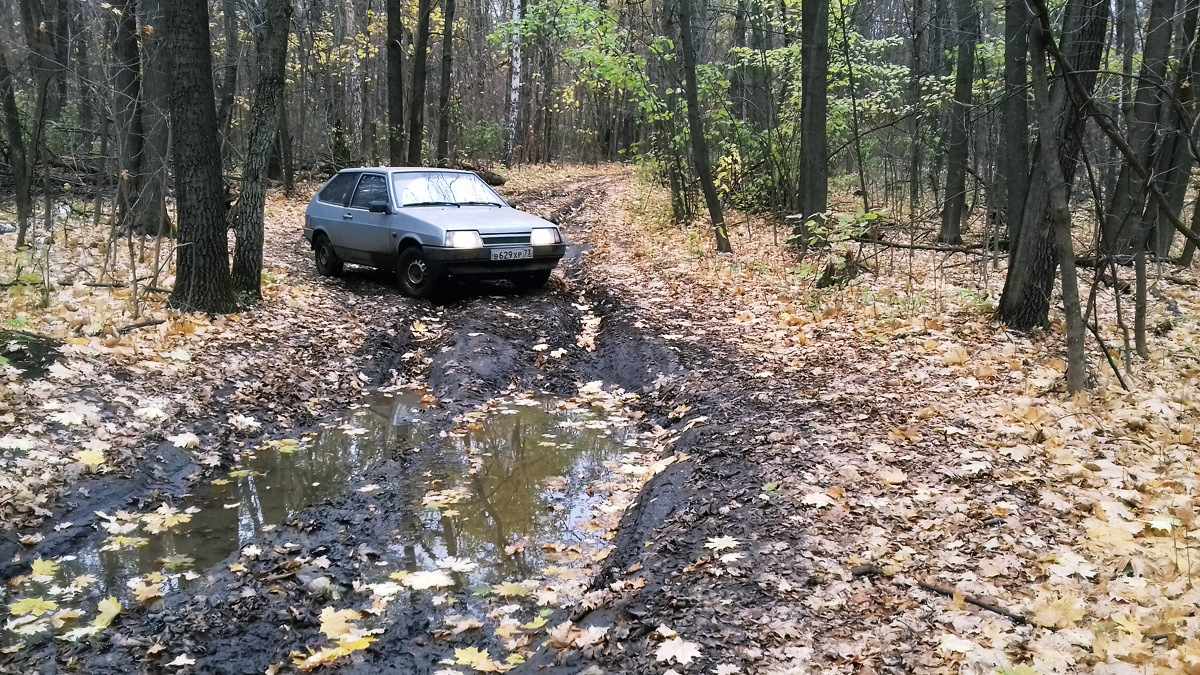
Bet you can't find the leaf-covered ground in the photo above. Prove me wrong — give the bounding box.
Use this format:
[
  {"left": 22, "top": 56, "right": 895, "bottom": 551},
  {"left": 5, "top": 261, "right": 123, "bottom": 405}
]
[{"left": 2, "top": 165, "right": 1200, "bottom": 674}]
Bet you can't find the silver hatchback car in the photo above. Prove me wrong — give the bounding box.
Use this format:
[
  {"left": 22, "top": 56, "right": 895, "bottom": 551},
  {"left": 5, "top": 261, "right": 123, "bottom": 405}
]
[{"left": 302, "top": 167, "right": 566, "bottom": 297}]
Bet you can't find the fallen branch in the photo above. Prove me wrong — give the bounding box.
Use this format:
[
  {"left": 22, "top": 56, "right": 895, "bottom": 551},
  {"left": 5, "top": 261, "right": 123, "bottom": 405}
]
[
  {"left": 117, "top": 319, "right": 165, "bottom": 334},
  {"left": 851, "top": 237, "right": 990, "bottom": 256},
  {"left": 1089, "top": 323, "right": 1130, "bottom": 391},
  {"left": 851, "top": 564, "right": 1028, "bottom": 625}
]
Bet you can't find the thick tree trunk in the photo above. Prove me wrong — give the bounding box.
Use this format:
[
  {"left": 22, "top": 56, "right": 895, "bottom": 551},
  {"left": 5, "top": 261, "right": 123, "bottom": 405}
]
[
  {"left": 797, "top": 0, "right": 829, "bottom": 219},
  {"left": 164, "top": 0, "right": 235, "bottom": 313},
  {"left": 0, "top": 50, "right": 32, "bottom": 250},
  {"left": 996, "top": 0, "right": 1108, "bottom": 329},
  {"left": 387, "top": 0, "right": 405, "bottom": 165},
  {"left": 678, "top": 0, "right": 732, "bottom": 253},
  {"left": 1101, "top": 0, "right": 1173, "bottom": 258},
  {"left": 938, "top": 0, "right": 978, "bottom": 245},
  {"left": 231, "top": 0, "right": 292, "bottom": 300},
  {"left": 436, "top": 0, "right": 456, "bottom": 164},
  {"left": 1002, "top": 0, "right": 1030, "bottom": 242},
  {"left": 407, "top": 0, "right": 432, "bottom": 166}
]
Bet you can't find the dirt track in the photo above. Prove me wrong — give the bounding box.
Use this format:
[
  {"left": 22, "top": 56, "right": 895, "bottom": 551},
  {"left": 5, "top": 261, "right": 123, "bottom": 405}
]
[{"left": 0, "top": 167, "right": 782, "bottom": 674}]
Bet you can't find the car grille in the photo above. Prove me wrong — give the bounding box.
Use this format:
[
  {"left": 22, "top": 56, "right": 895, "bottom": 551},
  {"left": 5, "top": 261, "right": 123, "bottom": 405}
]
[{"left": 481, "top": 233, "right": 530, "bottom": 246}]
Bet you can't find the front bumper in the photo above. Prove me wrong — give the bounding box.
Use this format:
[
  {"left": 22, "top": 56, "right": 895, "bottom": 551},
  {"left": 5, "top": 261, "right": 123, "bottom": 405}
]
[{"left": 425, "top": 244, "right": 566, "bottom": 277}]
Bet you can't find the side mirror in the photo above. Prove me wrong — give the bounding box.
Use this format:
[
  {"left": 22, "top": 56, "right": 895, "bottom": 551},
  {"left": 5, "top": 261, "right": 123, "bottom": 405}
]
[{"left": 368, "top": 200, "right": 391, "bottom": 214}]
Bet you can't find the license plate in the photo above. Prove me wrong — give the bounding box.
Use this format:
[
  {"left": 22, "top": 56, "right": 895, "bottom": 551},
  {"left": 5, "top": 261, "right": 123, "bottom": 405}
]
[{"left": 490, "top": 247, "right": 533, "bottom": 261}]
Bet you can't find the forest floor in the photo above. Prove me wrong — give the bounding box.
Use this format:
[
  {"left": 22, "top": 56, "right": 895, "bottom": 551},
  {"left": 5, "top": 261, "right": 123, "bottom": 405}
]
[{"left": 2, "top": 164, "right": 1200, "bottom": 674}]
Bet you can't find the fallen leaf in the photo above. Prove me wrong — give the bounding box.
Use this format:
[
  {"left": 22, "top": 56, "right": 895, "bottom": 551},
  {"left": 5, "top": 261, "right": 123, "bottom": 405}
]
[{"left": 655, "top": 637, "right": 702, "bottom": 665}]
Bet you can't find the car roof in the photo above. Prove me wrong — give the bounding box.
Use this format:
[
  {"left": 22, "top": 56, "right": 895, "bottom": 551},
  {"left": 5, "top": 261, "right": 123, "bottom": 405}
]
[{"left": 337, "top": 166, "right": 474, "bottom": 175}]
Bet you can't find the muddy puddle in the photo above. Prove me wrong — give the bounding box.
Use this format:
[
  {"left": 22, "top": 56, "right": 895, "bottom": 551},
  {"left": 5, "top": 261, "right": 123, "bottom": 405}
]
[{"left": 3, "top": 384, "right": 654, "bottom": 655}]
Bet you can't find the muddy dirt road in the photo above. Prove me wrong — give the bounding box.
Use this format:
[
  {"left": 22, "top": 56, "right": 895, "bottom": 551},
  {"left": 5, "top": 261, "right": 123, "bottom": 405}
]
[{"left": 2, "top": 166, "right": 834, "bottom": 674}]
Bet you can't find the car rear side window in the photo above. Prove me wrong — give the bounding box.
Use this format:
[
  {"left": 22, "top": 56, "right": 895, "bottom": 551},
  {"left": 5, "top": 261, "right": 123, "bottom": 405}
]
[
  {"left": 349, "top": 174, "right": 388, "bottom": 209},
  {"left": 318, "top": 172, "right": 360, "bottom": 205}
]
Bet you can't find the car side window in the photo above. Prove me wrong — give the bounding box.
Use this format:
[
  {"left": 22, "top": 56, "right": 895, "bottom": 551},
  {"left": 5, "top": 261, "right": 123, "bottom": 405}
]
[
  {"left": 349, "top": 174, "right": 388, "bottom": 210},
  {"left": 317, "top": 172, "right": 360, "bottom": 205}
]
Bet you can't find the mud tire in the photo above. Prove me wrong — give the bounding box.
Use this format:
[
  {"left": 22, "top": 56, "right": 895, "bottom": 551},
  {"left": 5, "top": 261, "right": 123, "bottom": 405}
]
[
  {"left": 397, "top": 246, "right": 441, "bottom": 298},
  {"left": 313, "top": 233, "right": 343, "bottom": 277}
]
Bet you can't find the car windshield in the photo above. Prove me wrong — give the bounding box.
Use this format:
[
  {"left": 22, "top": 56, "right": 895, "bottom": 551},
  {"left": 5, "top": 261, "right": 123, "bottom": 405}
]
[{"left": 392, "top": 171, "right": 505, "bottom": 207}]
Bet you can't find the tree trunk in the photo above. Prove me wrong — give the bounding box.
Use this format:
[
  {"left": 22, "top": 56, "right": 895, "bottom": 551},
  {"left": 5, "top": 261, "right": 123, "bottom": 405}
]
[
  {"left": 436, "top": 0, "right": 457, "bottom": 164},
  {"left": 387, "top": 0, "right": 405, "bottom": 165},
  {"left": 678, "top": 0, "right": 733, "bottom": 253},
  {"left": 797, "top": 0, "right": 829, "bottom": 219},
  {"left": 1002, "top": 0, "right": 1030, "bottom": 242},
  {"left": 138, "top": 0, "right": 171, "bottom": 237},
  {"left": 1029, "top": 19, "right": 1087, "bottom": 392},
  {"left": 231, "top": 0, "right": 292, "bottom": 300},
  {"left": 216, "top": 0, "right": 240, "bottom": 168},
  {"left": 504, "top": 0, "right": 521, "bottom": 166},
  {"left": 995, "top": 0, "right": 1108, "bottom": 329},
  {"left": 278, "top": 94, "right": 295, "bottom": 195},
  {"left": 18, "top": 0, "right": 64, "bottom": 120},
  {"left": 732, "top": 0, "right": 748, "bottom": 122},
  {"left": 113, "top": 0, "right": 146, "bottom": 235},
  {"left": 164, "top": 0, "right": 235, "bottom": 313},
  {"left": 407, "top": 0, "right": 432, "bottom": 166},
  {"left": 1101, "top": 0, "right": 1173, "bottom": 259},
  {"left": 938, "top": 0, "right": 978, "bottom": 245},
  {"left": 0, "top": 50, "right": 32, "bottom": 250},
  {"left": 1147, "top": 0, "right": 1199, "bottom": 257}
]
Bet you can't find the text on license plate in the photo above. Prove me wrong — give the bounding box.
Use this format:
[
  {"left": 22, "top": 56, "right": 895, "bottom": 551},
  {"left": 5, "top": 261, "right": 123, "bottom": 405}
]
[{"left": 490, "top": 247, "right": 533, "bottom": 261}]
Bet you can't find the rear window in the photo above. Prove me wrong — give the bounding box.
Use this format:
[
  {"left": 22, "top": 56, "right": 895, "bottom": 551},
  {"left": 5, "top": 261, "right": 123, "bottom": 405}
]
[
  {"left": 349, "top": 174, "right": 389, "bottom": 209},
  {"left": 317, "top": 172, "right": 360, "bottom": 205}
]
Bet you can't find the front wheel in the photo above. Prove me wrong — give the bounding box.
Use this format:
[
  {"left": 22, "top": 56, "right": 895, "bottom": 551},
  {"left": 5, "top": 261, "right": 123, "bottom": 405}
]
[
  {"left": 511, "top": 269, "right": 553, "bottom": 291},
  {"left": 313, "top": 234, "right": 343, "bottom": 277},
  {"left": 396, "top": 247, "right": 441, "bottom": 298}
]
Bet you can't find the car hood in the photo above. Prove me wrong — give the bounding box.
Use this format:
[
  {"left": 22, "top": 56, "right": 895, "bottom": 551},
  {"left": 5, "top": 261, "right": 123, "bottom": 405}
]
[{"left": 400, "top": 206, "right": 554, "bottom": 233}]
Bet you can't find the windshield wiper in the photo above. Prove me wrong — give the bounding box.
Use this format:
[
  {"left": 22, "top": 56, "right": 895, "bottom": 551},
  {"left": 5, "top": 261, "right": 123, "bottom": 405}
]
[
  {"left": 404, "top": 201, "right": 460, "bottom": 207},
  {"left": 456, "top": 201, "right": 504, "bottom": 207}
]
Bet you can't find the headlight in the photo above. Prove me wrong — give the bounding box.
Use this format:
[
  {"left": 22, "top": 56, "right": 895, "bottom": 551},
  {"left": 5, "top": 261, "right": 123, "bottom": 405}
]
[
  {"left": 530, "top": 227, "right": 560, "bottom": 246},
  {"left": 446, "top": 230, "right": 483, "bottom": 248}
]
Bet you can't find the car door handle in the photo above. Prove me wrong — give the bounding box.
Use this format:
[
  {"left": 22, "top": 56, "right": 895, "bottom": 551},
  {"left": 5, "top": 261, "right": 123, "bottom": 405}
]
[
  {"left": 391, "top": 231, "right": 398, "bottom": 237},
  {"left": 342, "top": 212, "right": 353, "bottom": 219}
]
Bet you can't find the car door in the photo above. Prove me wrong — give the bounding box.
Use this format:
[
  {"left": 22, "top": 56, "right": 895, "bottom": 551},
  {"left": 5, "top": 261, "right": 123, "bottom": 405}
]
[
  {"left": 312, "top": 171, "right": 361, "bottom": 260},
  {"left": 343, "top": 173, "right": 396, "bottom": 268}
]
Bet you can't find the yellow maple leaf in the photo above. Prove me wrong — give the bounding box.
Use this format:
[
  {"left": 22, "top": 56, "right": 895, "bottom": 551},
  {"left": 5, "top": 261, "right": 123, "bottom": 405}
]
[
  {"left": 73, "top": 449, "right": 106, "bottom": 467},
  {"left": 142, "top": 504, "right": 191, "bottom": 534},
  {"left": 318, "top": 607, "right": 363, "bottom": 640},
  {"left": 455, "top": 646, "right": 505, "bottom": 672},
  {"left": 30, "top": 558, "right": 59, "bottom": 580},
  {"left": 9, "top": 597, "right": 57, "bottom": 617},
  {"left": 132, "top": 582, "right": 164, "bottom": 604},
  {"left": 293, "top": 636, "right": 375, "bottom": 671},
  {"left": 92, "top": 597, "right": 121, "bottom": 629},
  {"left": 520, "top": 616, "right": 548, "bottom": 630}
]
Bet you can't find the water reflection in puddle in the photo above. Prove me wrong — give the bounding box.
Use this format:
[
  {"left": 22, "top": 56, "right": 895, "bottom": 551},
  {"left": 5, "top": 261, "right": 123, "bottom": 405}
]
[
  {"left": 4, "top": 386, "right": 639, "bottom": 648},
  {"left": 393, "top": 396, "right": 632, "bottom": 588}
]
